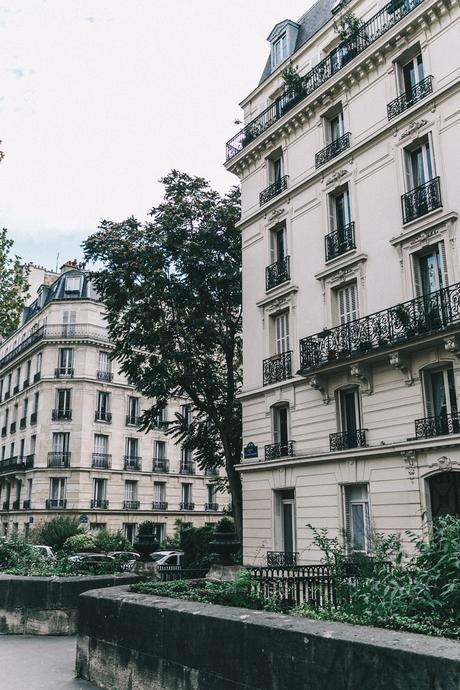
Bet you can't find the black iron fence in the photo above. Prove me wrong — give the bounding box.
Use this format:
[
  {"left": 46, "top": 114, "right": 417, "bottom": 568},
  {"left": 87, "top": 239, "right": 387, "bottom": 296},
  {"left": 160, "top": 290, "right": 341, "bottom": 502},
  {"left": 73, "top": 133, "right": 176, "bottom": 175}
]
[
  {"left": 259, "top": 175, "right": 289, "bottom": 206},
  {"left": 415, "top": 412, "right": 460, "bottom": 439},
  {"left": 266, "top": 256, "right": 290, "bottom": 291},
  {"left": 263, "top": 351, "right": 292, "bottom": 386},
  {"left": 248, "top": 565, "right": 339, "bottom": 609},
  {"left": 157, "top": 565, "right": 209, "bottom": 582},
  {"left": 387, "top": 75, "right": 433, "bottom": 120},
  {"left": 401, "top": 176, "right": 442, "bottom": 223},
  {"left": 315, "top": 133, "right": 351, "bottom": 169},
  {"left": 329, "top": 429, "right": 368, "bottom": 451},
  {"left": 264, "top": 441, "right": 295, "bottom": 461},
  {"left": 325, "top": 222, "right": 356, "bottom": 261}
]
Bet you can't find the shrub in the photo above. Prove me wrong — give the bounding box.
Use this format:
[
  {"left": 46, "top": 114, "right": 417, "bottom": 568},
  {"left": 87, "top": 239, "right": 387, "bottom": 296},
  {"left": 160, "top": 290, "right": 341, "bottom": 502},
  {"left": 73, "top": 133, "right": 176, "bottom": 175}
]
[
  {"left": 63, "top": 532, "right": 98, "bottom": 553},
  {"left": 180, "top": 525, "right": 216, "bottom": 568},
  {"left": 137, "top": 521, "right": 158, "bottom": 536},
  {"left": 32, "top": 516, "right": 82, "bottom": 551},
  {"left": 94, "top": 529, "right": 131, "bottom": 553},
  {"left": 214, "top": 517, "right": 235, "bottom": 533}
]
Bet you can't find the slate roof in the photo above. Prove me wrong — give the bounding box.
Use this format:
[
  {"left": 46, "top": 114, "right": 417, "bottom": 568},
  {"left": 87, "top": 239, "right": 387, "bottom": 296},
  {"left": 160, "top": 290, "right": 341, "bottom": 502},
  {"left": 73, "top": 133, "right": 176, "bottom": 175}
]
[
  {"left": 22, "top": 268, "right": 98, "bottom": 324},
  {"left": 259, "top": 0, "right": 339, "bottom": 85}
]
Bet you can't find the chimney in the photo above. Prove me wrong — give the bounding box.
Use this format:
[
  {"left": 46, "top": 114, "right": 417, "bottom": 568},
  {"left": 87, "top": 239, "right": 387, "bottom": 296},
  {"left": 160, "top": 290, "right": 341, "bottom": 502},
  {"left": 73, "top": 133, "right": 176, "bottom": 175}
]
[{"left": 59, "top": 259, "right": 79, "bottom": 274}]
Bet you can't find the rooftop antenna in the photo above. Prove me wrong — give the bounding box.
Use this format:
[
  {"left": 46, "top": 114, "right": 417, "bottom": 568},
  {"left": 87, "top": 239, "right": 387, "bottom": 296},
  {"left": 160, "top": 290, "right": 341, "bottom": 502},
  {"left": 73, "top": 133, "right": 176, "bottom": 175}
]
[{"left": 55, "top": 252, "right": 60, "bottom": 273}]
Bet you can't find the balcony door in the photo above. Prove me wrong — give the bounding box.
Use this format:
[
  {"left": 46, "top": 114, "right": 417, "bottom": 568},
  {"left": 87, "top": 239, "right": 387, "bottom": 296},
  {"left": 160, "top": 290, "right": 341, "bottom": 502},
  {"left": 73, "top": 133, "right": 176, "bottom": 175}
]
[
  {"left": 274, "top": 489, "right": 296, "bottom": 555},
  {"left": 94, "top": 434, "right": 108, "bottom": 455},
  {"left": 413, "top": 242, "right": 448, "bottom": 297},
  {"left": 428, "top": 472, "right": 460, "bottom": 518},
  {"left": 270, "top": 155, "right": 284, "bottom": 185},
  {"left": 125, "top": 437, "right": 139, "bottom": 459},
  {"left": 59, "top": 348, "right": 73, "bottom": 373},
  {"left": 424, "top": 367, "right": 457, "bottom": 421},
  {"left": 339, "top": 387, "right": 361, "bottom": 435},
  {"left": 62, "top": 310, "right": 76, "bottom": 336},
  {"left": 52, "top": 432, "right": 69, "bottom": 454},
  {"left": 329, "top": 188, "right": 351, "bottom": 231},
  {"left": 93, "top": 479, "right": 106, "bottom": 503},
  {"left": 402, "top": 53, "right": 424, "bottom": 94},
  {"left": 337, "top": 283, "right": 359, "bottom": 325},
  {"left": 329, "top": 111, "right": 344, "bottom": 143},
  {"left": 406, "top": 139, "right": 433, "bottom": 190},
  {"left": 50, "top": 478, "right": 65, "bottom": 503},
  {"left": 56, "top": 389, "right": 71, "bottom": 415},
  {"left": 344, "top": 484, "right": 370, "bottom": 553},
  {"left": 273, "top": 405, "right": 289, "bottom": 449},
  {"left": 270, "top": 226, "right": 287, "bottom": 264},
  {"left": 275, "top": 312, "right": 290, "bottom": 355}
]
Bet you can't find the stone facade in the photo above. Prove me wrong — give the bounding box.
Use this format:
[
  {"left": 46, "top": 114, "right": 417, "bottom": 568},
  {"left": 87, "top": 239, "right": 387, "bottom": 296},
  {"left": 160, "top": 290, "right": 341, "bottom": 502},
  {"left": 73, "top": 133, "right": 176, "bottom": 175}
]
[
  {"left": 225, "top": 0, "right": 460, "bottom": 564},
  {"left": 0, "top": 263, "right": 229, "bottom": 541}
]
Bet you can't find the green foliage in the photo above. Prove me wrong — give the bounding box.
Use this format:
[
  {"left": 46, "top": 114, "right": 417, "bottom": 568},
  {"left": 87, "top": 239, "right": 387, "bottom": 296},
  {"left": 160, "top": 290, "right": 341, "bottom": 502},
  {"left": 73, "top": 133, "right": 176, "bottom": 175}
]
[
  {"left": 83, "top": 171, "right": 243, "bottom": 537},
  {"left": 63, "top": 532, "right": 98, "bottom": 553},
  {"left": 32, "top": 516, "right": 83, "bottom": 551},
  {"left": 94, "top": 529, "right": 131, "bottom": 553},
  {"left": 214, "top": 517, "right": 235, "bottom": 533},
  {"left": 180, "top": 524, "right": 216, "bottom": 568},
  {"left": 137, "top": 521, "right": 158, "bottom": 536},
  {"left": 0, "top": 228, "right": 30, "bottom": 338},
  {"left": 333, "top": 11, "right": 366, "bottom": 42},
  {"left": 281, "top": 64, "right": 303, "bottom": 94}
]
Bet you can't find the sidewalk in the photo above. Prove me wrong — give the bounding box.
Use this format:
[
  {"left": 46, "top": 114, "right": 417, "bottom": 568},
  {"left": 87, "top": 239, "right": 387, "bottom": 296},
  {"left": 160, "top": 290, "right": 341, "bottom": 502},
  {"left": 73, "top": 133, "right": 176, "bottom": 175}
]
[{"left": 0, "top": 636, "right": 97, "bottom": 690}]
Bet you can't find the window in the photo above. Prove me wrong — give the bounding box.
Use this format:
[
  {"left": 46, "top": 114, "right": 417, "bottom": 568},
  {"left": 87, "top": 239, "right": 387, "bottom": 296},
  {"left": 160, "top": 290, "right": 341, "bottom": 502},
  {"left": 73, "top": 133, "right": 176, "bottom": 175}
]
[
  {"left": 274, "top": 312, "right": 290, "bottom": 354},
  {"left": 52, "top": 432, "right": 70, "bottom": 454},
  {"left": 413, "top": 241, "right": 448, "bottom": 296},
  {"left": 15, "top": 367, "right": 20, "bottom": 387},
  {"left": 273, "top": 404, "right": 289, "bottom": 449},
  {"left": 90, "top": 523, "right": 106, "bottom": 531},
  {"left": 96, "top": 391, "right": 111, "bottom": 421},
  {"left": 404, "top": 136, "right": 434, "bottom": 191},
  {"left": 423, "top": 366, "right": 457, "bottom": 420},
  {"left": 1, "top": 446, "right": 5, "bottom": 461},
  {"left": 267, "top": 152, "right": 284, "bottom": 187},
  {"left": 19, "top": 439, "right": 25, "bottom": 460},
  {"left": 55, "top": 389, "right": 72, "bottom": 418},
  {"left": 94, "top": 434, "right": 108, "bottom": 455},
  {"left": 64, "top": 276, "right": 81, "bottom": 293},
  {"left": 30, "top": 435, "right": 36, "bottom": 455},
  {"left": 154, "top": 440, "right": 166, "bottom": 460},
  {"left": 338, "top": 387, "right": 361, "bottom": 433},
  {"left": 274, "top": 489, "right": 296, "bottom": 556},
  {"left": 155, "top": 404, "right": 167, "bottom": 426},
  {"left": 23, "top": 398, "right": 28, "bottom": 419},
  {"left": 344, "top": 484, "right": 370, "bottom": 553},
  {"left": 93, "top": 479, "right": 107, "bottom": 506},
  {"left": 329, "top": 111, "right": 344, "bottom": 143},
  {"left": 33, "top": 392, "right": 39, "bottom": 413},
  {"left": 272, "top": 33, "right": 287, "bottom": 67},
  {"left": 27, "top": 478, "right": 33, "bottom": 500},
  {"left": 124, "top": 480, "right": 137, "bottom": 501},
  {"left": 58, "top": 348, "right": 74, "bottom": 375},
  {"left": 125, "top": 437, "right": 139, "bottom": 462},
  {"left": 124, "top": 523, "right": 138, "bottom": 544},
  {"left": 36, "top": 353, "right": 42, "bottom": 375},
  {"left": 181, "top": 483, "right": 192, "bottom": 504},
  {"left": 127, "top": 397, "right": 139, "bottom": 424},
  {"left": 49, "top": 478, "right": 66, "bottom": 505},
  {"left": 270, "top": 225, "right": 287, "bottom": 264},
  {"left": 9, "top": 442, "right": 15, "bottom": 458},
  {"left": 329, "top": 186, "right": 351, "bottom": 231},
  {"left": 26, "top": 360, "right": 31, "bottom": 381},
  {"left": 153, "top": 482, "right": 166, "bottom": 503},
  {"left": 98, "top": 351, "right": 111, "bottom": 373},
  {"left": 336, "top": 283, "right": 359, "bottom": 325},
  {"left": 428, "top": 472, "right": 460, "bottom": 519},
  {"left": 207, "top": 484, "right": 216, "bottom": 504},
  {"left": 62, "top": 310, "right": 76, "bottom": 336},
  {"left": 181, "top": 404, "right": 192, "bottom": 428},
  {"left": 401, "top": 52, "right": 424, "bottom": 94}
]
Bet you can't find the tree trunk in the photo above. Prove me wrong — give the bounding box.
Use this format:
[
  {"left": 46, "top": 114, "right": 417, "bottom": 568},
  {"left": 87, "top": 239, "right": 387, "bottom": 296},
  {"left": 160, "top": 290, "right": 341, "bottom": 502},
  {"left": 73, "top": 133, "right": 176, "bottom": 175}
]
[{"left": 224, "top": 451, "right": 243, "bottom": 544}]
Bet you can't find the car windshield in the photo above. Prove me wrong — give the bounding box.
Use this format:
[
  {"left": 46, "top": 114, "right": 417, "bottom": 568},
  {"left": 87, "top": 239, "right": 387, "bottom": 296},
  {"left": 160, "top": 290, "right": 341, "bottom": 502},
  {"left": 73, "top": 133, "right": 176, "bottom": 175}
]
[{"left": 151, "top": 553, "right": 167, "bottom": 562}]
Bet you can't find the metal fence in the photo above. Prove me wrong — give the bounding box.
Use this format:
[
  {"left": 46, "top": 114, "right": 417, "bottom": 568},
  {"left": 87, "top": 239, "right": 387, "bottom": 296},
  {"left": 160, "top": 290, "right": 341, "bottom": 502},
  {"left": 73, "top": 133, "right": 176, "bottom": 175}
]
[
  {"left": 157, "top": 565, "right": 209, "bottom": 581},
  {"left": 248, "top": 565, "right": 340, "bottom": 608}
]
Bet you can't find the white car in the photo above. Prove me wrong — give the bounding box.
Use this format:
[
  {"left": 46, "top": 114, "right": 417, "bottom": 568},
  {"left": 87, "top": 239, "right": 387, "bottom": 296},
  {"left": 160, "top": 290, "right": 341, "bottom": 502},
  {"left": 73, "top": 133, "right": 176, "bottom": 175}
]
[
  {"left": 32, "top": 545, "right": 55, "bottom": 560},
  {"left": 151, "top": 550, "right": 184, "bottom": 566}
]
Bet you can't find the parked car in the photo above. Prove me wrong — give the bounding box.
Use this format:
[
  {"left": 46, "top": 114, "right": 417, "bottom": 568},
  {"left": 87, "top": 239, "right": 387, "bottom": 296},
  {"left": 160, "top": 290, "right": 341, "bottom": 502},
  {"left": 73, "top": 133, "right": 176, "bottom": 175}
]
[
  {"left": 108, "top": 551, "right": 140, "bottom": 570},
  {"left": 31, "top": 545, "right": 55, "bottom": 560},
  {"left": 67, "top": 553, "right": 116, "bottom": 570},
  {"left": 151, "top": 550, "right": 184, "bottom": 566}
]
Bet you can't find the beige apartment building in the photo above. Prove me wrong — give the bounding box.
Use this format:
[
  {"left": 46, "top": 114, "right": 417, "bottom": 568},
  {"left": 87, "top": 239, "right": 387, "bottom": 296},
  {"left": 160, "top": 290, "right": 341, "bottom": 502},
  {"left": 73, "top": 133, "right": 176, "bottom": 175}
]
[
  {"left": 225, "top": 0, "right": 460, "bottom": 565},
  {"left": 0, "top": 262, "right": 228, "bottom": 542}
]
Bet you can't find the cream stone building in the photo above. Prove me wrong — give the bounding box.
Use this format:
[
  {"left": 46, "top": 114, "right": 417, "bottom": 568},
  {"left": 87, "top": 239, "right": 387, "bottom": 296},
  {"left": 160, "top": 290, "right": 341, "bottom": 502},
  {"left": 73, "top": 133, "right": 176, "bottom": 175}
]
[
  {"left": 0, "top": 262, "right": 228, "bottom": 542},
  {"left": 225, "top": 0, "right": 460, "bottom": 565}
]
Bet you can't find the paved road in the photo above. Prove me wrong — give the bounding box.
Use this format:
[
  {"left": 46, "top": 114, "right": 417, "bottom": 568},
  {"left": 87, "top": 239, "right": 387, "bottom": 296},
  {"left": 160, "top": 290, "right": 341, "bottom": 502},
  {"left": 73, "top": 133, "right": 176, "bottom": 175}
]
[{"left": 0, "top": 635, "right": 98, "bottom": 690}]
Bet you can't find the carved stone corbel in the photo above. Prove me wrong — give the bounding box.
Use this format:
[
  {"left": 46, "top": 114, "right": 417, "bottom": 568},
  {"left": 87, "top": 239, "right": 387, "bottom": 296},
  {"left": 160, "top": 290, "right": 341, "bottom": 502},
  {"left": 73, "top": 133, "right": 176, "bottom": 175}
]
[
  {"left": 429, "top": 455, "right": 459, "bottom": 472},
  {"left": 306, "top": 374, "right": 330, "bottom": 405},
  {"left": 349, "top": 364, "right": 372, "bottom": 395},
  {"left": 401, "top": 450, "right": 417, "bottom": 481},
  {"left": 389, "top": 352, "right": 414, "bottom": 386},
  {"left": 444, "top": 336, "right": 460, "bottom": 358}
]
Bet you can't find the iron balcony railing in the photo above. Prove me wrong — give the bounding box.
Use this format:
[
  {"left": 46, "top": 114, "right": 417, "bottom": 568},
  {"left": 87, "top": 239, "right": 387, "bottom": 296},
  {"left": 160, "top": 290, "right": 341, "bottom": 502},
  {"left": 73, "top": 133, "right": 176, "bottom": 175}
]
[
  {"left": 264, "top": 441, "right": 295, "bottom": 461},
  {"left": 225, "top": 0, "right": 425, "bottom": 161},
  {"left": 152, "top": 458, "right": 169, "bottom": 473},
  {"left": 90, "top": 499, "right": 109, "bottom": 509},
  {"left": 266, "top": 256, "right": 290, "bottom": 291},
  {"left": 123, "top": 500, "right": 140, "bottom": 509},
  {"left": 180, "top": 462, "right": 195, "bottom": 475},
  {"left": 1, "top": 427, "right": 6, "bottom": 438},
  {"left": 95, "top": 410, "right": 112, "bottom": 423},
  {"left": 152, "top": 501, "right": 168, "bottom": 511},
  {"left": 52, "top": 409, "right": 72, "bottom": 421},
  {"left": 47, "top": 452, "right": 71, "bottom": 467},
  {"left": 205, "top": 503, "right": 219, "bottom": 511},
  {"left": 263, "top": 351, "right": 292, "bottom": 386},
  {"left": 299, "top": 281, "right": 460, "bottom": 371},
  {"left": 329, "top": 429, "right": 368, "bottom": 451},
  {"left": 10, "top": 422, "right": 16, "bottom": 434},
  {"left": 124, "top": 456, "right": 142, "bottom": 471},
  {"left": 3, "top": 391, "right": 10, "bottom": 400},
  {"left": 415, "top": 412, "right": 460, "bottom": 439},
  {"left": 259, "top": 175, "right": 289, "bottom": 206},
  {"left": 13, "top": 385, "right": 19, "bottom": 395},
  {"left": 92, "top": 453, "right": 112, "bottom": 469},
  {"left": 23, "top": 499, "right": 31, "bottom": 510},
  {"left": 315, "top": 132, "right": 351, "bottom": 169},
  {"left": 30, "top": 412, "right": 37, "bottom": 425},
  {"left": 126, "top": 414, "right": 141, "bottom": 427},
  {"left": 401, "top": 176, "right": 442, "bottom": 224},
  {"left": 267, "top": 551, "right": 299, "bottom": 567},
  {"left": 325, "top": 222, "right": 356, "bottom": 261},
  {"left": 46, "top": 499, "right": 67, "bottom": 509},
  {"left": 23, "top": 378, "right": 29, "bottom": 389},
  {"left": 97, "top": 370, "right": 113, "bottom": 382},
  {"left": 387, "top": 75, "right": 433, "bottom": 120},
  {"left": 0, "top": 456, "right": 28, "bottom": 474},
  {"left": 205, "top": 467, "right": 219, "bottom": 477},
  {"left": 54, "top": 367, "right": 74, "bottom": 378},
  {"left": 180, "top": 502, "right": 195, "bottom": 511},
  {"left": 20, "top": 417, "right": 26, "bottom": 430}
]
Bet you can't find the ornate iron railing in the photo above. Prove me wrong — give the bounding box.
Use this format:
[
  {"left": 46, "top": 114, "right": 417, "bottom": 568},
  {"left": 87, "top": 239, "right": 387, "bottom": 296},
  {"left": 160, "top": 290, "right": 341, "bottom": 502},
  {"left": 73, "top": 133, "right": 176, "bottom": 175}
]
[
  {"left": 97, "top": 370, "right": 113, "bottom": 382},
  {"left": 91, "top": 499, "right": 109, "bottom": 509},
  {"left": 47, "top": 452, "right": 71, "bottom": 467},
  {"left": 415, "top": 412, "right": 460, "bottom": 439},
  {"left": 263, "top": 350, "right": 293, "bottom": 386},
  {"left": 126, "top": 414, "right": 141, "bottom": 426},
  {"left": 0, "top": 456, "right": 28, "bottom": 474},
  {"left": 225, "top": 0, "right": 424, "bottom": 161},
  {"left": 205, "top": 503, "right": 219, "bottom": 511},
  {"left": 267, "top": 551, "right": 299, "bottom": 567},
  {"left": 205, "top": 467, "right": 219, "bottom": 477},
  {"left": 315, "top": 132, "right": 351, "bottom": 169},
  {"left": 329, "top": 429, "right": 368, "bottom": 451},
  {"left": 124, "top": 456, "right": 142, "bottom": 471},
  {"left": 52, "top": 409, "right": 72, "bottom": 421},
  {"left": 179, "top": 462, "right": 195, "bottom": 475},
  {"left": 266, "top": 256, "right": 290, "bottom": 291},
  {"left": 259, "top": 175, "right": 289, "bottom": 206},
  {"left": 23, "top": 499, "right": 31, "bottom": 510},
  {"left": 54, "top": 367, "right": 74, "bottom": 378},
  {"left": 299, "top": 282, "right": 460, "bottom": 371},
  {"left": 30, "top": 412, "right": 37, "bottom": 425},
  {"left": 387, "top": 75, "right": 433, "bottom": 120},
  {"left": 46, "top": 499, "right": 67, "bottom": 509},
  {"left": 123, "top": 500, "right": 140, "bottom": 509},
  {"left": 152, "top": 458, "right": 169, "bottom": 472},
  {"left": 92, "top": 453, "right": 112, "bottom": 468},
  {"left": 95, "top": 410, "right": 112, "bottom": 423},
  {"left": 325, "top": 222, "right": 356, "bottom": 261},
  {"left": 152, "top": 501, "right": 168, "bottom": 510},
  {"left": 401, "top": 176, "right": 442, "bottom": 223},
  {"left": 180, "top": 502, "right": 195, "bottom": 510},
  {"left": 264, "top": 441, "right": 295, "bottom": 461}
]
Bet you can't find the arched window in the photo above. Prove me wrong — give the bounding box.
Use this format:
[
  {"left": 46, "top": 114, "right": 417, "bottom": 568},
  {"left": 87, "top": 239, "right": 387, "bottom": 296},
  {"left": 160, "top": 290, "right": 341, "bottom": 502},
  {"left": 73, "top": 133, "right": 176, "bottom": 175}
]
[{"left": 428, "top": 472, "right": 460, "bottom": 519}]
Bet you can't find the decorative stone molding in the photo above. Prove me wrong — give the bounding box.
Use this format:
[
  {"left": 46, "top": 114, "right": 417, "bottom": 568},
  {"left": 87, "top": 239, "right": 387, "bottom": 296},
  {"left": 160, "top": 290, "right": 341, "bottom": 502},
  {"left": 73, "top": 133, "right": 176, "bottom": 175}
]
[
  {"left": 306, "top": 374, "right": 330, "bottom": 405},
  {"left": 429, "top": 455, "right": 460, "bottom": 472},
  {"left": 349, "top": 364, "right": 372, "bottom": 395},
  {"left": 399, "top": 119, "right": 428, "bottom": 140},
  {"left": 444, "top": 336, "right": 460, "bottom": 358},
  {"left": 325, "top": 169, "right": 348, "bottom": 187},
  {"left": 267, "top": 208, "right": 286, "bottom": 223},
  {"left": 401, "top": 450, "right": 417, "bottom": 481},
  {"left": 389, "top": 352, "right": 414, "bottom": 386}
]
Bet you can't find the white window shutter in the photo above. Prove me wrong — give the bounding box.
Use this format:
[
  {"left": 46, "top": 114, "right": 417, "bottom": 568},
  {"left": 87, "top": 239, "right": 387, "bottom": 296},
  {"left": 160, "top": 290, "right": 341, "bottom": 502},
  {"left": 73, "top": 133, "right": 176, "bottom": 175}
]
[
  {"left": 413, "top": 256, "right": 423, "bottom": 297},
  {"left": 438, "top": 241, "right": 449, "bottom": 289},
  {"left": 338, "top": 284, "right": 358, "bottom": 324},
  {"left": 275, "top": 312, "right": 290, "bottom": 354}
]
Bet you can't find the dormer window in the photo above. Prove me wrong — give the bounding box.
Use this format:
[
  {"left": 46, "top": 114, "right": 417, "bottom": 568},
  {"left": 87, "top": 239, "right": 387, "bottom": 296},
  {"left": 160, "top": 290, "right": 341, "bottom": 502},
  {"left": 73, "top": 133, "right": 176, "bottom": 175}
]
[
  {"left": 273, "top": 34, "right": 288, "bottom": 68},
  {"left": 64, "top": 276, "right": 81, "bottom": 293},
  {"left": 268, "top": 20, "right": 300, "bottom": 73}
]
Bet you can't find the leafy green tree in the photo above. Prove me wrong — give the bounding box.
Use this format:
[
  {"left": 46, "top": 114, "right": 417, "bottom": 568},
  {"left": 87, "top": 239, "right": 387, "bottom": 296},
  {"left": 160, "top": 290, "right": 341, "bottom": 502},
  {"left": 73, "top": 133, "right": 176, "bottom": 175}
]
[
  {"left": 32, "top": 516, "right": 83, "bottom": 550},
  {"left": 84, "top": 171, "right": 243, "bottom": 536},
  {"left": 0, "top": 228, "right": 30, "bottom": 337}
]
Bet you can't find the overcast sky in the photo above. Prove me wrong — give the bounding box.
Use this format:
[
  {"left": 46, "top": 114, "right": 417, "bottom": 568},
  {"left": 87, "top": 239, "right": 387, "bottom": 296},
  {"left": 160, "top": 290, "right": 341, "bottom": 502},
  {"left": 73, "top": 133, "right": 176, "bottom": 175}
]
[{"left": 0, "top": 0, "right": 312, "bottom": 270}]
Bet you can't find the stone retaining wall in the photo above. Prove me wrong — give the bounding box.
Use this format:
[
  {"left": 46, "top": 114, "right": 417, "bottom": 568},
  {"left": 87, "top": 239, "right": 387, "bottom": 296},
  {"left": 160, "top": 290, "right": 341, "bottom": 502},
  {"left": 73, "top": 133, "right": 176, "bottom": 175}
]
[
  {"left": 77, "top": 586, "right": 460, "bottom": 690},
  {"left": 0, "top": 573, "right": 139, "bottom": 635}
]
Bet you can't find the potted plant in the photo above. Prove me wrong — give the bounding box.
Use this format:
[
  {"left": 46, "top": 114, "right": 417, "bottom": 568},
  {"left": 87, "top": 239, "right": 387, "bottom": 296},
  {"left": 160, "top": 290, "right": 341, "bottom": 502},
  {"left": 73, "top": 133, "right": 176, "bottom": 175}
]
[
  {"left": 133, "top": 521, "right": 160, "bottom": 560},
  {"left": 209, "top": 518, "right": 241, "bottom": 565}
]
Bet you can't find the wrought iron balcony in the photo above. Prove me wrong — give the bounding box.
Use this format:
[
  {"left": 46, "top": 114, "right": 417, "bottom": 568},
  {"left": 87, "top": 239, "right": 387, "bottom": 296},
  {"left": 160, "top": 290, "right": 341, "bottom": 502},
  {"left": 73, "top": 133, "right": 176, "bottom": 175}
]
[
  {"left": 205, "top": 503, "right": 219, "bottom": 511},
  {"left": 23, "top": 378, "right": 29, "bottom": 389},
  {"left": 329, "top": 429, "right": 368, "bottom": 451},
  {"left": 267, "top": 551, "right": 298, "bottom": 567},
  {"left": 33, "top": 372, "right": 41, "bottom": 383},
  {"left": 263, "top": 351, "right": 292, "bottom": 386},
  {"left": 401, "top": 176, "right": 442, "bottom": 224},
  {"left": 91, "top": 499, "right": 109, "bottom": 509},
  {"left": 55, "top": 367, "right": 74, "bottom": 378},
  {"left": 315, "top": 133, "right": 351, "bottom": 169},
  {"left": 12, "top": 499, "right": 20, "bottom": 510},
  {"left": 95, "top": 410, "right": 112, "bottom": 423},
  {"left": 2, "top": 501, "right": 9, "bottom": 510},
  {"left": 1, "top": 427, "right": 6, "bottom": 438},
  {"left": 415, "top": 412, "right": 460, "bottom": 439},
  {"left": 225, "top": 0, "right": 424, "bottom": 161},
  {"left": 0, "top": 456, "right": 27, "bottom": 474},
  {"left": 325, "top": 222, "right": 356, "bottom": 261},
  {"left": 23, "top": 499, "right": 31, "bottom": 510},
  {"left": 152, "top": 458, "right": 169, "bottom": 473},
  {"left": 124, "top": 456, "right": 142, "bottom": 471},
  {"left": 126, "top": 414, "right": 141, "bottom": 427},
  {"left": 180, "top": 502, "right": 195, "bottom": 511},
  {"left": 299, "top": 281, "right": 460, "bottom": 372},
  {"left": 92, "top": 453, "right": 112, "bottom": 469},
  {"left": 97, "top": 370, "right": 113, "bottom": 382},
  {"left": 26, "top": 454, "right": 34, "bottom": 468},
  {"left": 47, "top": 452, "right": 71, "bottom": 467},
  {"left": 387, "top": 75, "right": 433, "bottom": 120},
  {"left": 46, "top": 499, "right": 67, "bottom": 509},
  {"left": 30, "top": 412, "right": 37, "bottom": 425},
  {"left": 264, "top": 441, "right": 295, "bottom": 461},
  {"left": 180, "top": 462, "right": 195, "bottom": 475},
  {"left": 20, "top": 417, "right": 26, "bottom": 430},
  {"left": 3, "top": 391, "right": 10, "bottom": 400},
  {"left": 205, "top": 467, "right": 219, "bottom": 477},
  {"left": 266, "top": 256, "right": 290, "bottom": 291},
  {"left": 9, "top": 422, "right": 16, "bottom": 434},
  {"left": 152, "top": 501, "right": 168, "bottom": 511},
  {"left": 52, "top": 409, "right": 72, "bottom": 421},
  {"left": 259, "top": 175, "right": 289, "bottom": 206},
  {"left": 13, "top": 385, "right": 19, "bottom": 395},
  {"left": 123, "top": 500, "right": 140, "bottom": 509}
]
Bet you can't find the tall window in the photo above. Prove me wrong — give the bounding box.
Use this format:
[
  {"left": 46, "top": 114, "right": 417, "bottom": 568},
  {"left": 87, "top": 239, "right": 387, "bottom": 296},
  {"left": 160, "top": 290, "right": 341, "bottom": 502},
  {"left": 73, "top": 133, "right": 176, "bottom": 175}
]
[
  {"left": 124, "top": 480, "right": 137, "bottom": 502},
  {"left": 273, "top": 404, "right": 289, "bottom": 450},
  {"left": 62, "top": 310, "right": 76, "bottom": 336},
  {"left": 207, "top": 484, "right": 216, "bottom": 504},
  {"left": 58, "top": 348, "right": 74, "bottom": 376},
  {"left": 94, "top": 434, "right": 109, "bottom": 455},
  {"left": 270, "top": 225, "right": 287, "bottom": 264},
  {"left": 127, "top": 397, "right": 139, "bottom": 424},
  {"left": 423, "top": 366, "right": 457, "bottom": 420},
  {"left": 274, "top": 489, "right": 296, "bottom": 557},
  {"left": 404, "top": 136, "right": 434, "bottom": 190},
  {"left": 272, "top": 33, "right": 287, "bottom": 67},
  {"left": 19, "top": 439, "right": 25, "bottom": 460},
  {"left": 274, "top": 312, "right": 290, "bottom": 354},
  {"left": 153, "top": 481, "right": 166, "bottom": 504},
  {"left": 329, "top": 186, "right": 351, "bottom": 231},
  {"left": 93, "top": 479, "right": 107, "bottom": 506},
  {"left": 98, "top": 351, "right": 111, "bottom": 373},
  {"left": 33, "top": 392, "right": 39, "bottom": 413},
  {"left": 338, "top": 387, "right": 361, "bottom": 434},
  {"left": 336, "top": 283, "right": 359, "bottom": 325},
  {"left": 181, "top": 448, "right": 193, "bottom": 472},
  {"left": 344, "top": 484, "right": 370, "bottom": 553},
  {"left": 25, "top": 360, "right": 31, "bottom": 382},
  {"left": 52, "top": 432, "right": 70, "bottom": 454},
  {"left": 15, "top": 367, "right": 21, "bottom": 388},
  {"left": 55, "top": 389, "right": 72, "bottom": 418},
  {"left": 401, "top": 52, "right": 424, "bottom": 94},
  {"left": 326, "top": 109, "right": 344, "bottom": 144},
  {"left": 30, "top": 435, "right": 36, "bottom": 455},
  {"left": 181, "top": 404, "right": 192, "bottom": 428},
  {"left": 181, "top": 483, "right": 192, "bottom": 505},
  {"left": 268, "top": 153, "right": 284, "bottom": 186},
  {"left": 96, "top": 391, "right": 111, "bottom": 421},
  {"left": 49, "top": 478, "right": 66, "bottom": 507},
  {"left": 413, "top": 241, "right": 448, "bottom": 296},
  {"left": 154, "top": 440, "right": 166, "bottom": 460},
  {"left": 125, "top": 437, "right": 139, "bottom": 459}
]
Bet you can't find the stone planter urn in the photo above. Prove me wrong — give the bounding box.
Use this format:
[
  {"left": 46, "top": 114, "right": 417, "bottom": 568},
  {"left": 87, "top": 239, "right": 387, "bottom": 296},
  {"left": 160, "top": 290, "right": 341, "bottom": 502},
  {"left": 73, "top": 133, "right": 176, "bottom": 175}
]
[{"left": 209, "top": 530, "right": 241, "bottom": 566}]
